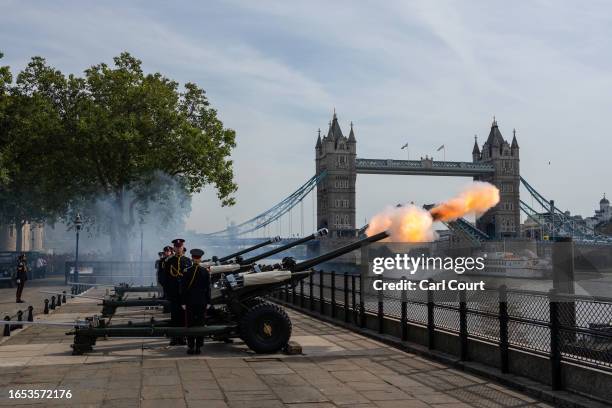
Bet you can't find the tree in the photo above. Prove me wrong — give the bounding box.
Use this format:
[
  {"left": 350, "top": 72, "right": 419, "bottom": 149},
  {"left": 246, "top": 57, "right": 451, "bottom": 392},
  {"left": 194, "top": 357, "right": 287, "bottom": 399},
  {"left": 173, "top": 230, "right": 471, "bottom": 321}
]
[
  {"left": 0, "top": 52, "right": 12, "bottom": 185},
  {"left": 17, "top": 53, "right": 237, "bottom": 256},
  {"left": 1, "top": 52, "right": 237, "bottom": 256},
  {"left": 0, "top": 54, "right": 70, "bottom": 250}
]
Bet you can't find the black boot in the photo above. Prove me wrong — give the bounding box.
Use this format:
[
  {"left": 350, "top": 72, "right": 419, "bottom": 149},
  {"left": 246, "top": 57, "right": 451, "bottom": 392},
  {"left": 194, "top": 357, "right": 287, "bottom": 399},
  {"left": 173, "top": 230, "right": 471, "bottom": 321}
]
[
  {"left": 169, "top": 338, "right": 179, "bottom": 346},
  {"left": 186, "top": 347, "right": 195, "bottom": 355},
  {"left": 177, "top": 337, "right": 186, "bottom": 345},
  {"left": 195, "top": 346, "right": 201, "bottom": 355}
]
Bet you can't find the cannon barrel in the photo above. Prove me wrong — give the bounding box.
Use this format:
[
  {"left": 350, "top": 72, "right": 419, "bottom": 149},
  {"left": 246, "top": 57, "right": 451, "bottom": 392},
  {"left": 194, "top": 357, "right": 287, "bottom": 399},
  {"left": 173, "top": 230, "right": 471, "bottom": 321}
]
[
  {"left": 241, "top": 228, "right": 328, "bottom": 264},
  {"left": 291, "top": 231, "right": 389, "bottom": 272},
  {"left": 218, "top": 236, "right": 281, "bottom": 263}
]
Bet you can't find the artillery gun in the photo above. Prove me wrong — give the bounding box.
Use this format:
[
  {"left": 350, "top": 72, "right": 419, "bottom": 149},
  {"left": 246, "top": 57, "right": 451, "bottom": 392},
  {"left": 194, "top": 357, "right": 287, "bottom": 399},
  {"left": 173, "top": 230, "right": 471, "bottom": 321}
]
[
  {"left": 212, "top": 235, "right": 282, "bottom": 264},
  {"left": 64, "top": 229, "right": 328, "bottom": 317},
  {"left": 207, "top": 228, "right": 328, "bottom": 281},
  {"left": 66, "top": 236, "right": 284, "bottom": 300},
  {"left": 67, "top": 230, "right": 388, "bottom": 355}
]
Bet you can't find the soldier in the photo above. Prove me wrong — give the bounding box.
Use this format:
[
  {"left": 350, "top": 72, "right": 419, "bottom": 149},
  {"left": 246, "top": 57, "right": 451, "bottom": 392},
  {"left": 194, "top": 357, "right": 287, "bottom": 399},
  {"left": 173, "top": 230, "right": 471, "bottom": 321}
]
[
  {"left": 155, "top": 251, "right": 164, "bottom": 286},
  {"left": 163, "top": 238, "right": 191, "bottom": 346},
  {"left": 15, "top": 253, "right": 28, "bottom": 303},
  {"left": 157, "top": 246, "right": 173, "bottom": 299},
  {"left": 180, "top": 248, "right": 211, "bottom": 355}
]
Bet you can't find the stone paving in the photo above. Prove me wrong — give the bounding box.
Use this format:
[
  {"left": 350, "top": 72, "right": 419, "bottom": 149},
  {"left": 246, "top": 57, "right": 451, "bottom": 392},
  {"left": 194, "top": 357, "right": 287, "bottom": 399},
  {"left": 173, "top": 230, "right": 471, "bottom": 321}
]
[
  {"left": 0, "top": 276, "right": 69, "bottom": 321},
  {"left": 0, "top": 289, "right": 552, "bottom": 407}
]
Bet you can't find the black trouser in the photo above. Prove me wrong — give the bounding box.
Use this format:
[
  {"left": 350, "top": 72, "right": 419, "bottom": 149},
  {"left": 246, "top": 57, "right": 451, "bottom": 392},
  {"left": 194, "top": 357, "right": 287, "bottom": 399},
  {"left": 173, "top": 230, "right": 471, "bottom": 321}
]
[
  {"left": 186, "top": 304, "right": 206, "bottom": 348},
  {"left": 16, "top": 280, "right": 25, "bottom": 301},
  {"left": 168, "top": 299, "right": 185, "bottom": 343}
]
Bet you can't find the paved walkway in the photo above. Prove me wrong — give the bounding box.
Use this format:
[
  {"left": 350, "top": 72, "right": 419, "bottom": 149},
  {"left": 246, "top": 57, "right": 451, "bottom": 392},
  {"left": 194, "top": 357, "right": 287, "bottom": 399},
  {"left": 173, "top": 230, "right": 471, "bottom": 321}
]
[
  {"left": 0, "top": 276, "right": 69, "bottom": 321},
  {"left": 0, "top": 289, "right": 551, "bottom": 407}
]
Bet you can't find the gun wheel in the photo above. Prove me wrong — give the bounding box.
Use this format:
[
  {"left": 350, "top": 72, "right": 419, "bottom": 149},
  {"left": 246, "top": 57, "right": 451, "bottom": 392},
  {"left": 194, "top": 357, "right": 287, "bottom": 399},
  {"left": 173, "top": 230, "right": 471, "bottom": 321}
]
[
  {"left": 71, "top": 334, "right": 95, "bottom": 355},
  {"left": 242, "top": 297, "right": 270, "bottom": 309},
  {"left": 240, "top": 303, "right": 292, "bottom": 354}
]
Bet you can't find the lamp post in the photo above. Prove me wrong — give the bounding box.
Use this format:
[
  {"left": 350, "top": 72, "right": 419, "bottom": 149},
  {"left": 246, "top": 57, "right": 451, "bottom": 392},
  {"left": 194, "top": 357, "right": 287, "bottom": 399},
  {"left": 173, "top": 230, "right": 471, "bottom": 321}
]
[
  {"left": 140, "top": 226, "right": 144, "bottom": 285},
  {"left": 74, "top": 214, "right": 82, "bottom": 284}
]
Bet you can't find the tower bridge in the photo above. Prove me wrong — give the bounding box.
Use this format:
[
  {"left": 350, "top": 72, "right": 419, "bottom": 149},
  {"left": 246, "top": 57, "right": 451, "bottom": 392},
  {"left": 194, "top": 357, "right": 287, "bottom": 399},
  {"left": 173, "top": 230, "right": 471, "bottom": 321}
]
[
  {"left": 316, "top": 113, "right": 521, "bottom": 241},
  {"left": 205, "top": 112, "right": 611, "bottom": 245}
]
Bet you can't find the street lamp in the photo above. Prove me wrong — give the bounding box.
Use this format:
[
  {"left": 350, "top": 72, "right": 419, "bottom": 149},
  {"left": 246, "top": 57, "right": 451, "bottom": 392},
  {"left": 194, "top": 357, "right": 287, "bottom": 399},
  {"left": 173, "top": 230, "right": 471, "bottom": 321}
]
[{"left": 74, "top": 213, "right": 82, "bottom": 284}]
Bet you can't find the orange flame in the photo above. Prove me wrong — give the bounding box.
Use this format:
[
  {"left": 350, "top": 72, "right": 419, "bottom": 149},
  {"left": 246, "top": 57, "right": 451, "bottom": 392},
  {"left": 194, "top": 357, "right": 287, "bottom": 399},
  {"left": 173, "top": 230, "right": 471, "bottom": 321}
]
[
  {"left": 365, "top": 182, "right": 500, "bottom": 242},
  {"left": 429, "top": 182, "right": 500, "bottom": 222},
  {"left": 365, "top": 205, "right": 437, "bottom": 242}
]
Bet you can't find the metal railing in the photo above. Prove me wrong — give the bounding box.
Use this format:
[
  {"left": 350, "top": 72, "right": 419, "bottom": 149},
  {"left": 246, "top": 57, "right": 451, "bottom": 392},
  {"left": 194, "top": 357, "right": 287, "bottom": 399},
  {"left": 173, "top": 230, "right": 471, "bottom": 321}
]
[
  {"left": 273, "top": 271, "right": 612, "bottom": 391},
  {"left": 64, "top": 261, "right": 156, "bottom": 285}
]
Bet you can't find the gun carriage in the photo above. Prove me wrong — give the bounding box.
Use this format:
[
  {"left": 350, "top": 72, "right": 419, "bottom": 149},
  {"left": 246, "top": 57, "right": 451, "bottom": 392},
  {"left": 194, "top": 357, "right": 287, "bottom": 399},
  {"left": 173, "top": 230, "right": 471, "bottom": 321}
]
[
  {"left": 70, "top": 230, "right": 328, "bottom": 316},
  {"left": 67, "top": 231, "right": 388, "bottom": 355}
]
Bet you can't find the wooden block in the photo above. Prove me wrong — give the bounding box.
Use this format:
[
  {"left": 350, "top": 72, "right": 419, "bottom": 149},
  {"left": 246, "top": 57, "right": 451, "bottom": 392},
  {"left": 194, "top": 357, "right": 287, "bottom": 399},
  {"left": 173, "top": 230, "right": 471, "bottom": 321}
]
[{"left": 284, "top": 340, "right": 302, "bottom": 355}]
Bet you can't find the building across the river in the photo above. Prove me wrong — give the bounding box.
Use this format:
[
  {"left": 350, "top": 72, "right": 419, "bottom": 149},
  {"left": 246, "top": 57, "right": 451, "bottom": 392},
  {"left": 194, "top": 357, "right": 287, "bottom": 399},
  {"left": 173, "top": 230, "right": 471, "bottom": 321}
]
[
  {"left": 586, "top": 194, "right": 611, "bottom": 229},
  {"left": 521, "top": 194, "right": 612, "bottom": 239}
]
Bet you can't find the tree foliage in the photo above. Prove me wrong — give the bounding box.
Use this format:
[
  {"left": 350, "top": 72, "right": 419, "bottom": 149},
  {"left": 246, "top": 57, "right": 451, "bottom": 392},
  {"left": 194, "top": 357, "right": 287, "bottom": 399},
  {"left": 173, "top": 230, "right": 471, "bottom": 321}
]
[
  {"left": 0, "top": 52, "right": 12, "bottom": 185},
  {"left": 0, "top": 53, "right": 71, "bottom": 249},
  {"left": 0, "top": 52, "right": 237, "bottom": 255}
]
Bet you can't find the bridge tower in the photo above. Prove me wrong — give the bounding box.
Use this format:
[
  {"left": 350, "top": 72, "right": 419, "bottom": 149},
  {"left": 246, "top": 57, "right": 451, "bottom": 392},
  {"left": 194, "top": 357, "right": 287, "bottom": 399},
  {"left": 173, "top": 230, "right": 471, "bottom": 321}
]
[
  {"left": 472, "top": 118, "right": 521, "bottom": 238},
  {"left": 315, "top": 111, "right": 357, "bottom": 240}
]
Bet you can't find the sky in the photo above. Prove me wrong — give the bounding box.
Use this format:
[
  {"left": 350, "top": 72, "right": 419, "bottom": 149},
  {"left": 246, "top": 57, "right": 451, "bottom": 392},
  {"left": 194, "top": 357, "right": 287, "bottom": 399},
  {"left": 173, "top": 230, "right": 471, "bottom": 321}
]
[{"left": 2, "top": 0, "right": 611, "bottom": 235}]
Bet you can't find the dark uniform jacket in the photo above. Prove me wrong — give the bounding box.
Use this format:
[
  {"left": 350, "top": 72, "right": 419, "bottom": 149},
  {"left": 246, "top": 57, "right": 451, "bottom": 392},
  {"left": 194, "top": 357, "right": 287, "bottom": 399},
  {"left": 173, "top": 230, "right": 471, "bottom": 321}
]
[
  {"left": 156, "top": 257, "right": 167, "bottom": 287},
  {"left": 163, "top": 254, "right": 192, "bottom": 300},
  {"left": 179, "top": 263, "right": 211, "bottom": 306},
  {"left": 16, "top": 260, "right": 28, "bottom": 282}
]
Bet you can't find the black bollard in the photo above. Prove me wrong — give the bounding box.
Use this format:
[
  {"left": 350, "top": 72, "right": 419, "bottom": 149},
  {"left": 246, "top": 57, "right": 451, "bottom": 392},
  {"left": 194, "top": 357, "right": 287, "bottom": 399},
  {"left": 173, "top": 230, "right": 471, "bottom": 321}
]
[
  {"left": 56, "top": 293, "right": 62, "bottom": 307},
  {"left": 16, "top": 310, "right": 23, "bottom": 329},
  {"left": 50, "top": 296, "right": 56, "bottom": 310},
  {"left": 62, "top": 291, "right": 67, "bottom": 303},
  {"left": 27, "top": 306, "right": 33, "bottom": 322},
  {"left": 3, "top": 316, "right": 10, "bottom": 336},
  {"left": 44, "top": 299, "right": 49, "bottom": 314}
]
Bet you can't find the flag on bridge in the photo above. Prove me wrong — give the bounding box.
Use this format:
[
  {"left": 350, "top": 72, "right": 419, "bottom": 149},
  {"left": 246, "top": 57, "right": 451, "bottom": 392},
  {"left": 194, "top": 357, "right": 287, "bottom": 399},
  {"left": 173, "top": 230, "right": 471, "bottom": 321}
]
[
  {"left": 437, "top": 144, "right": 445, "bottom": 151},
  {"left": 401, "top": 143, "right": 408, "bottom": 149}
]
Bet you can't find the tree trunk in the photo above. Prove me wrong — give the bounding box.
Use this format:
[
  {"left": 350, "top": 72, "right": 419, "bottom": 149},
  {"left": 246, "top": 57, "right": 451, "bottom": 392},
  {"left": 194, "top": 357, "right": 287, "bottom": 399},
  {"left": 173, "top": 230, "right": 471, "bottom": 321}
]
[
  {"left": 109, "top": 194, "right": 132, "bottom": 259},
  {"left": 109, "top": 219, "right": 132, "bottom": 260}
]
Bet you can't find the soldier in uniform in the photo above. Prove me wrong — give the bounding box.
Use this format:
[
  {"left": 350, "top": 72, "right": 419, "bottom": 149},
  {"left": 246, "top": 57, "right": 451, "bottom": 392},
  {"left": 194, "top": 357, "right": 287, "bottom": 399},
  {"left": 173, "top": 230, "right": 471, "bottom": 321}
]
[
  {"left": 15, "top": 254, "right": 28, "bottom": 303},
  {"left": 156, "top": 246, "right": 173, "bottom": 299},
  {"left": 180, "top": 248, "right": 210, "bottom": 354},
  {"left": 163, "top": 238, "right": 191, "bottom": 345},
  {"left": 155, "top": 251, "right": 164, "bottom": 285}
]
